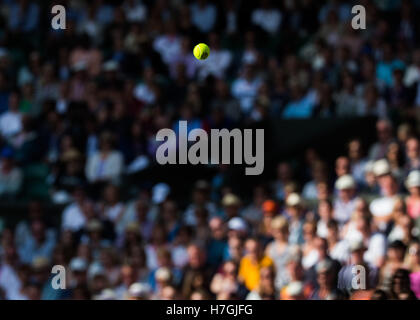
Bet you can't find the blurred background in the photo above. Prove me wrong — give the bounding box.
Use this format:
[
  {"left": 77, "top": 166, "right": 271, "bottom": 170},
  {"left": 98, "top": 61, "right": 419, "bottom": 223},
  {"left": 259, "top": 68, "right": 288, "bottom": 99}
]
[{"left": 0, "top": 0, "right": 420, "bottom": 300}]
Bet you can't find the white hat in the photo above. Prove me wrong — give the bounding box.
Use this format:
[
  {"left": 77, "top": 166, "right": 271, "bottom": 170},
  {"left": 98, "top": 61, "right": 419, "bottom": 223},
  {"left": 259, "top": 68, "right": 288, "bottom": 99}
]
[
  {"left": 128, "top": 283, "right": 151, "bottom": 299},
  {"left": 372, "top": 159, "right": 391, "bottom": 177},
  {"left": 88, "top": 262, "right": 106, "bottom": 280},
  {"left": 228, "top": 217, "right": 248, "bottom": 233},
  {"left": 287, "top": 281, "right": 304, "bottom": 297},
  {"left": 70, "top": 257, "right": 88, "bottom": 272},
  {"left": 286, "top": 193, "right": 303, "bottom": 207},
  {"left": 364, "top": 160, "right": 375, "bottom": 173},
  {"left": 155, "top": 267, "right": 172, "bottom": 282},
  {"left": 222, "top": 193, "right": 241, "bottom": 207},
  {"left": 152, "top": 183, "right": 170, "bottom": 204},
  {"left": 335, "top": 174, "right": 356, "bottom": 190},
  {"left": 406, "top": 170, "right": 420, "bottom": 189},
  {"left": 94, "top": 289, "right": 117, "bottom": 300}
]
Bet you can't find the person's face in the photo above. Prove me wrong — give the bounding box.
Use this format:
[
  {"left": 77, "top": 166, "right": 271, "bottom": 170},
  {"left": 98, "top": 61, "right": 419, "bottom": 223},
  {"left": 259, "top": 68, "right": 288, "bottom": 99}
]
[
  {"left": 223, "top": 262, "right": 237, "bottom": 279},
  {"left": 287, "top": 261, "right": 302, "bottom": 280},
  {"left": 317, "top": 183, "right": 329, "bottom": 200},
  {"left": 277, "top": 163, "right": 292, "bottom": 181},
  {"left": 327, "top": 226, "right": 338, "bottom": 241},
  {"left": 406, "top": 139, "right": 420, "bottom": 159},
  {"left": 209, "top": 219, "right": 225, "bottom": 240},
  {"left": 348, "top": 141, "right": 362, "bottom": 160},
  {"left": 339, "top": 188, "right": 354, "bottom": 202},
  {"left": 188, "top": 247, "right": 204, "bottom": 268},
  {"left": 272, "top": 227, "right": 288, "bottom": 242},
  {"left": 245, "top": 240, "right": 259, "bottom": 260},
  {"left": 378, "top": 175, "right": 397, "bottom": 196},
  {"left": 92, "top": 275, "right": 108, "bottom": 293},
  {"left": 317, "top": 269, "right": 332, "bottom": 287},
  {"left": 388, "top": 247, "right": 405, "bottom": 262},
  {"left": 121, "top": 266, "right": 136, "bottom": 286},
  {"left": 335, "top": 158, "right": 350, "bottom": 177},
  {"left": 351, "top": 249, "right": 365, "bottom": 264},
  {"left": 228, "top": 237, "right": 243, "bottom": 261},
  {"left": 260, "top": 267, "right": 274, "bottom": 286},
  {"left": 315, "top": 238, "right": 328, "bottom": 259},
  {"left": 377, "top": 123, "right": 391, "bottom": 142},
  {"left": 318, "top": 202, "right": 332, "bottom": 221},
  {"left": 303, "top": 225, "right": 316, "bottom": 242}
]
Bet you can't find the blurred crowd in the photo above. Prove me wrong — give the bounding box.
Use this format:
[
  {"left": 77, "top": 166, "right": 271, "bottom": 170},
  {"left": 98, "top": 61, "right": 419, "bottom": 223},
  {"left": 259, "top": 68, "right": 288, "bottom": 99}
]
[{"left": 2, "top": 0, "right": 420, "bottom": 300}]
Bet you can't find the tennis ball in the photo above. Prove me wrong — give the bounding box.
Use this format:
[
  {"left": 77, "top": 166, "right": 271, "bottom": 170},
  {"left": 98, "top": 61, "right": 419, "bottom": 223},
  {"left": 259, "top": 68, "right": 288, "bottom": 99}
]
[{"left": 193, "top": 43, "right": 210, "bottom": 60}]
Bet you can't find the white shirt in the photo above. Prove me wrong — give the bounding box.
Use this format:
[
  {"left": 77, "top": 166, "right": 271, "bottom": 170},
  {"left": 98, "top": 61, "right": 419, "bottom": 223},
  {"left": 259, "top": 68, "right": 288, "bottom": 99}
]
[
  {"left": 133, "top": 83, "right": 156, "bottom": 105},
  {"left": 251, "top": 8, "right": 282, "bottom": 34},
  {"left": 231, "top": 77, "right": 262, "bottom": 114},
  {"left": 61, "top": 203, "right": 86, "bottom": 232},
  {"left": 333, "top": 197, "right": 358, "bottom": 225},
  {"left": 197, "top": 49, "right": 232, "bottom": 80},
  {"left": 104, "top": 203, "right": 125, "bottom": 223},
  {"left": 0, "top": 264, "right": 22, "bottom": 300},
  {"left": 0, "top": 111, "right": 22, "bottom": 138},
  {"left": 153, "top": 35, "right": 181, "bottom": 65}
]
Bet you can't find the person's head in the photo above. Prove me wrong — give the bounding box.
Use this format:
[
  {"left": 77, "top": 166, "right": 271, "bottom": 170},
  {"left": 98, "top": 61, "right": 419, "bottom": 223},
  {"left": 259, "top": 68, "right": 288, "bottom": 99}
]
[
  {"left": 222, "top": 260, "right": 238, "bottom": 279},
  {"left": 120, "top": 264, "right": 137, "bottom": 287},
  {"left": 376, "top": 119, "right": 393, "bottom": 143},
  {"left": 335, "top": 156, "right": 350, "bottom": 177},
  {"left": 155, "top": 267, "right": 173, "bottom": 288},
  {"left": 277, "top": 162, "right": 293, "bottom": 182},
  {"left": 326, "top": 220, "right": 339, "bottom": 242},
  {"left": 406, "top": 170, "right": 420, "bottom": 197},
  {"left": 350, "top": 240, "right": 367, "bottom": 264},
  {"left": 209, "top": 217, "right": 226, "bottom": 240},
  {"left": 270, "top": 216, "right": 289, "bottom": 242},
  {"left": 187, "top": 244, "right": 206, "bottom": 269},
  {"left": 387, "top": 240, "right": 407, "bottom": 263},
  {"left": 335, "top": 174, "right": 356, "bottom": 202},
  {"left": 287, "top": 254, "right": 304, "bottom": 281},
  {"left": 222, "top": 193, "right": 241, "bottom": 219},
  {"left": 316, "top": 182, "right": 330, "bottom": 201},
  {"left": 370, "top": 289, "right": 389, "bottom": 300},
  {"left": 378, "top": 174, "right": 398, "bottom": 196},
  {"left": 316, "top": 259, "right": 335, "bottom": 288},
  {"left": 161, "top": 285, "right": 177, "bottom": 300},
  {"left": 318, "top": 200, "right": 333, "bottom": 222},
  {"left": 259, "top": 265, "right": 275, "bottom": 291},
  {"left": 103, "top": 184, "right": 119, "bottom": 204},
  {"left": 406, "top": 137, "right": 420, "bottom": 160},
  {"left": 244, "top": 238, "right": 262, "bottom": 261},
  {"left": 303, "top": 221, "right": 317, "bottom": 243},
  {"left": 227, "top": 236, "right": 243, "bottom": 262},
  {"left": 70, "top": 257, "right": 88, "bottom": 286},
  {"left": 314, "top": 237, "right": 329, "bottom": 260},
  {"left": 286, "top": 193, "right": 304, "bottom": 220},
  {"left": 348, "top": 139, "right": 364, "bottom": 161},
  {"left": 190, "top": 289, "right": 210, "bottom": 300},
  {"left": 391, "top": 268, "right": 412, "bottom": 296}
]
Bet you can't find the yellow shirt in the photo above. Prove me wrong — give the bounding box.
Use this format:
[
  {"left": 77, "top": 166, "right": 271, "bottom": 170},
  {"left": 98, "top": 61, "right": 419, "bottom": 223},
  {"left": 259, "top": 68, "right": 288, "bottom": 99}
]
[{"left": 238, "top": 255, "right": 273, "bottom": 291}]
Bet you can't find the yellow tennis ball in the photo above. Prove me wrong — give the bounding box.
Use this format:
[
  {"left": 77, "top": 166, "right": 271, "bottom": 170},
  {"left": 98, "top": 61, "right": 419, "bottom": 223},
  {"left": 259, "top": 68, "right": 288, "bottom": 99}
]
[{"left": 193, "top": 43, "right": 210, "bottom": 60}]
